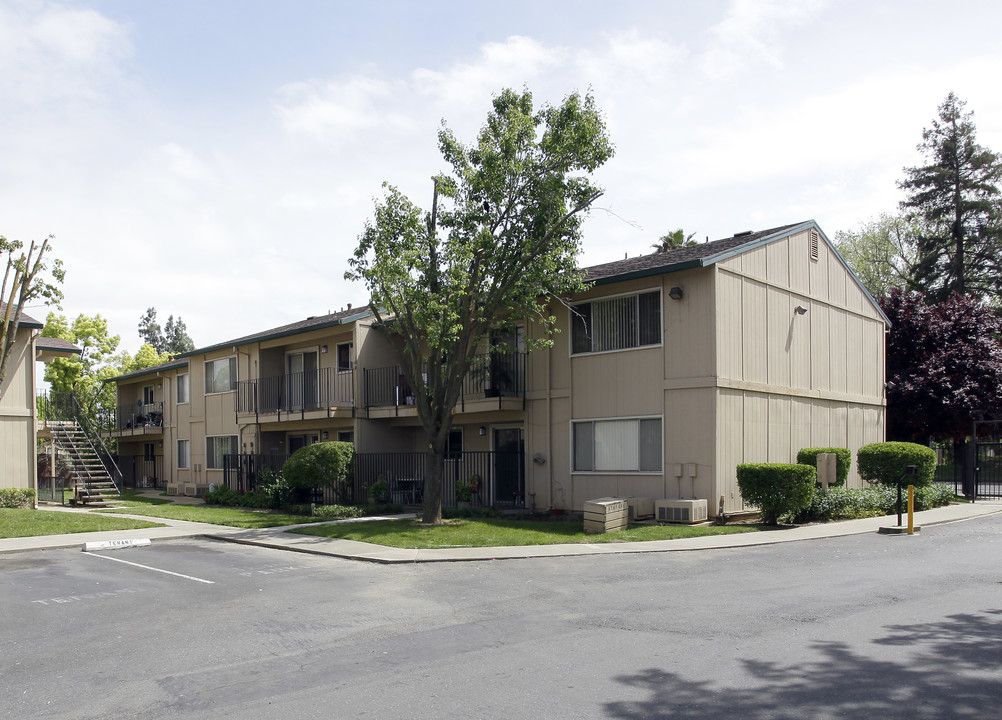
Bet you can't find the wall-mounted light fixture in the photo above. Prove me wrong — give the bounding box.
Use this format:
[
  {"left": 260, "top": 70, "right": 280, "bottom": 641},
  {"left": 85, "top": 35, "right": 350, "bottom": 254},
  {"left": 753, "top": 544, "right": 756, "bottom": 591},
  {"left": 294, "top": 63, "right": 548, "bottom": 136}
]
[
  {"left": 479, "top": 426, "right": 487, "bottom": 436},
  {"left": 795, "top": 305, "right": 808, "bottom": 315},
  {"left": 322, "top": 431, "right": 329, "bottom": 440},
  {"left": 321, "top": 345, "right": 328, "bottom": 354},
  {"left": 668, "top": 286, "right": 684, "bottom": 301}
]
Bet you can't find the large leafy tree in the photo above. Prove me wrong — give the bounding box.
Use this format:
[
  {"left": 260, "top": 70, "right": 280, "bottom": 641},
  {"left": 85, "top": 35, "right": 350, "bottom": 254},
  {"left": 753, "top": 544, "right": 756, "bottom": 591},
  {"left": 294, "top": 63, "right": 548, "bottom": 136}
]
[
  {"left": 138, "top": 307, "right": 195, "bottom": 355},
  {"left": 834, "top": 213, "right": 921, "bottom": 298},
  {"left": 881, "top": 287, "right": 1002, "bottom": 442},
  {"left": 347, "top": 88, "right": 614, "bottom": 523},
  {"left": 0, "top": 234, "right": 63, "bottom": 386},
  {"left": 899, "top": 93, "right": 1002, "bottom": 301}
]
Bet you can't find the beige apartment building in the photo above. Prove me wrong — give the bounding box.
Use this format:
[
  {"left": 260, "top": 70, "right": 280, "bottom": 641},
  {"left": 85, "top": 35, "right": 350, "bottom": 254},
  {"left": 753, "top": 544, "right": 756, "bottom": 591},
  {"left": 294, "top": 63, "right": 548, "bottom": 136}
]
[
  {"left": 0, "top": 305, "right": 81, "bottom": 494},
  {"left": 106, "top": 221, "right": 888, "bottom": 516}
]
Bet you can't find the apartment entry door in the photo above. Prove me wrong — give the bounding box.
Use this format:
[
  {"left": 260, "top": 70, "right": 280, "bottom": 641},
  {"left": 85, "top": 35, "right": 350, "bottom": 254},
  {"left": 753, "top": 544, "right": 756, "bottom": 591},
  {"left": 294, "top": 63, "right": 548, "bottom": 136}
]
[
  {"left": 493, "top": 427, "right": 524, "bottom": 506},
  {"left": 286, "top": 351, "right": 318, "bottom": 412}
]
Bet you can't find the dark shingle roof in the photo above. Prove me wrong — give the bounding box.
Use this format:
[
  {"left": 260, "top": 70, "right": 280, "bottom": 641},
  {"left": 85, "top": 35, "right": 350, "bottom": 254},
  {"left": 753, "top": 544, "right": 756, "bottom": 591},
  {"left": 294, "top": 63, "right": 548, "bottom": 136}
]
[
  {"left": 35, "top": 336, "right": 81, "bottom": 355},
  {"left": 0, "top": 302, "right": 43, "bottom": 329},
  {"left": 177, "top": 305, "right": 373, "bottom": 359},
  {"left": 583, "top": 222, "right": 806, "bottom": 284},
  {"left": 109, "top": 358, "right": 189, "bottom": 383}
]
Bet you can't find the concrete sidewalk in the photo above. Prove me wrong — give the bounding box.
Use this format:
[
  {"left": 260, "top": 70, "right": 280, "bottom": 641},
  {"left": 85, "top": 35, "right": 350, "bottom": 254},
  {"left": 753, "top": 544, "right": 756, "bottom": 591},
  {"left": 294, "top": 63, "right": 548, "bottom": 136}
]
[{"left": 3, "top": 501, "right": 1001, "bottom": 562}]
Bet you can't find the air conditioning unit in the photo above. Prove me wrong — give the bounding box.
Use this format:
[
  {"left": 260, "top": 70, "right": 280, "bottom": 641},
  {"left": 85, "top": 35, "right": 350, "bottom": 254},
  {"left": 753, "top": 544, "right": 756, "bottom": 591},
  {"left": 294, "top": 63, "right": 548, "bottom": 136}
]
[
  {"left": 625, "top": 497, "right": 654, "bottom": 521},
  {"left": 655, "top": 499, "right": 708, "bottom": 524}
]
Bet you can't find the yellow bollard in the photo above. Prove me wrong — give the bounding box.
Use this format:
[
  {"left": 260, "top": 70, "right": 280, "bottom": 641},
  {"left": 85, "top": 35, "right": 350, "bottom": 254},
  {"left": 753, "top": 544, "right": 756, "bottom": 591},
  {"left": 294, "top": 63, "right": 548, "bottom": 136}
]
[{"left": 907, "top": 485, "right": 915, "bottom": 535}]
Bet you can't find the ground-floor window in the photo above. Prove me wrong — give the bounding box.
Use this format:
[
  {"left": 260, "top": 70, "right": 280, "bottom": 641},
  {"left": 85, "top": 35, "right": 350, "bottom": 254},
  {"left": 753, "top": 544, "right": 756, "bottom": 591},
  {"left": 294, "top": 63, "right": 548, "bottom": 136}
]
[
  {"left": 337, "top": 430, "right": 354, "bottom": 443},
  {"left": 573, "top": 417, "right": 662, "bottom": 472},
  {"left": 177, "top": 439, "right": 190, "bottom": 469},
  {"left": 206, "top": 435, "right": 238, "bottom": 470}
]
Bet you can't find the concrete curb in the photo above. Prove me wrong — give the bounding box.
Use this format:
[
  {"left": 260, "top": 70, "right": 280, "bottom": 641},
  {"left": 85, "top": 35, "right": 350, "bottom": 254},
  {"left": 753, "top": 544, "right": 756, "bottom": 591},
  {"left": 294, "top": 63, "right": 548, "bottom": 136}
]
[{"left": 4, "top": 501, "right": 1001, "bottom": 561}]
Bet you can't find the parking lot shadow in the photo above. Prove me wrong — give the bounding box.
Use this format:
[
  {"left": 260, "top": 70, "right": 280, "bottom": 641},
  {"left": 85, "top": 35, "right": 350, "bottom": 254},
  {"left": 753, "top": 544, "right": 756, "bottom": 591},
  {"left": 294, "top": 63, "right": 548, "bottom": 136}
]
[{"left": 603, "top": 609, "right": 1002, "bottom": 719}]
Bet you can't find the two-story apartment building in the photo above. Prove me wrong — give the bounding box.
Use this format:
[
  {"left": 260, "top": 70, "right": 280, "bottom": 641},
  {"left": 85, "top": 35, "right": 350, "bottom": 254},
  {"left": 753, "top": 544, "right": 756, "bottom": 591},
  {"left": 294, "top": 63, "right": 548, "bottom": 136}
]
[{"left": 107, "top": 221, "right": 888, "bottom": 516}]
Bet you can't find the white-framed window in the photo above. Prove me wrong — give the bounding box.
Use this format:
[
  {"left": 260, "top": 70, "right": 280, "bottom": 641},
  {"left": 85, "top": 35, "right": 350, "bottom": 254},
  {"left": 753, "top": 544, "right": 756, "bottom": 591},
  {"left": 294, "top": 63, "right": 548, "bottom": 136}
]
[
  {"left": 143, "top": 385, "right": 155, "bottom": 405},
  {"left": 337, "top": 342, "right": 353, "bottom": 372},
  {"left": 204, "top": 357, "right": 236, "bottom": 394},
  {"left": 206, "top": 435, "right": 238, "bottom": 470},
  {"left": 571, "top": 290, "right": 661, "bottom": 354},
  {"left": 177, "top": 373, "right": 190, "bottom": 404},
  {"left": 572, "top": 417, "right": 662, "bottom": 472},
  {"left": 177, "top": 439, "right": 190, "bottom": 470}
]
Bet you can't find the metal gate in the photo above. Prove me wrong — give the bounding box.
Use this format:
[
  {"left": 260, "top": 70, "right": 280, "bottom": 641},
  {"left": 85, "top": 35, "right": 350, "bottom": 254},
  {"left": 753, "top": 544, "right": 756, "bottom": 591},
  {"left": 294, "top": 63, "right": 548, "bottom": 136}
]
[{"left": 972, "top": 441, "right": 1002, "bottom": 499}]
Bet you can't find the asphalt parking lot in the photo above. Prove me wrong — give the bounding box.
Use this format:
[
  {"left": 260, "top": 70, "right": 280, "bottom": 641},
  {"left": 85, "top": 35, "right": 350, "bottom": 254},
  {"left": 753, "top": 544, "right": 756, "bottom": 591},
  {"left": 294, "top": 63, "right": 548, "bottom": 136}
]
[{"left": 3, "top": 515, "right": 1002, "bottom": 720}]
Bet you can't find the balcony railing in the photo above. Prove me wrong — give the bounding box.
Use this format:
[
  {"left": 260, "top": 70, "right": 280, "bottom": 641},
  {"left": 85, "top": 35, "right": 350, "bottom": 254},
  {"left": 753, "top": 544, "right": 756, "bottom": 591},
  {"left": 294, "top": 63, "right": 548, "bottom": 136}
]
[
  {"left": 363, "top": 351, "right": 526, "bottom": 412},
  {"left": 236, "top": 368, "right": 354, "bottom": 418},
  {"left": 105, "top": 402, "right": 164, "bottom": 433}
]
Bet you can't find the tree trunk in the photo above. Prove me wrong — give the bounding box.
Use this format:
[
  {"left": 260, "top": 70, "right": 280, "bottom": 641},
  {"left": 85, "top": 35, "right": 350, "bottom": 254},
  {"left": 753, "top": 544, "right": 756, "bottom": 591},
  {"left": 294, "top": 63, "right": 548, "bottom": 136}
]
[{"left": 422, "top": 448, "right": 445, "bottom": 524}]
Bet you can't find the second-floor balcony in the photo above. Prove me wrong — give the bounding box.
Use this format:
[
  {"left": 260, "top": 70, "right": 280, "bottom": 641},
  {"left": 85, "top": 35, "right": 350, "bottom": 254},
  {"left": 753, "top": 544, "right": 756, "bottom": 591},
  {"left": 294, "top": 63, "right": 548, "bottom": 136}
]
[
  {"left": 363, "top": 350, "right": 526, "bottom": 414},
  {"left": 105, "top": 402, "right": 164, "bottom": 435},
  {"left": 236, "top": 367, "right": 355, "bottom": 419}
]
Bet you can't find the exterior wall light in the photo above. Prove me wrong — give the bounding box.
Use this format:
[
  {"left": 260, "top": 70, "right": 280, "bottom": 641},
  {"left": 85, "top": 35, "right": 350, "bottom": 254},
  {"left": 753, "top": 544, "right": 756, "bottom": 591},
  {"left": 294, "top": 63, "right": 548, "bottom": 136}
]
[
  {"left": 479, "top": 426, "right": 487, "bottom": 436},
  {"left": 668, "top": 286, "right": 684, "bottom": 301},
  {"left": 795, "top": 305, "right": 808, "bottom": 315}
]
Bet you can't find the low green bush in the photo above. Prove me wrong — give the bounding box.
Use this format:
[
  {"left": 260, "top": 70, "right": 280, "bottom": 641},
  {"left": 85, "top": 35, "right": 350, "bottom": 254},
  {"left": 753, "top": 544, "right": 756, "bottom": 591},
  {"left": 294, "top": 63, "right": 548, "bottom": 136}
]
[
  {"left": 857, "top": 442, "right": 936, "bottom": 487},
  {"left": 283, "top": 442, "right": 355, "bottom": 502},
  {"left": 203, "top": 486, "right": 273, "bottom": 508},
  {"left": 796, "top": 447, "right": 851, "bottom": 485},
  {"left": 788, "top": 482, "right": 958, "bottom": 523},
  {"left": 0, "top": 488, "right": 35, "bottom": 509},
  {"left": 736, "top": 463, "right": 817, "bottom": 525}
]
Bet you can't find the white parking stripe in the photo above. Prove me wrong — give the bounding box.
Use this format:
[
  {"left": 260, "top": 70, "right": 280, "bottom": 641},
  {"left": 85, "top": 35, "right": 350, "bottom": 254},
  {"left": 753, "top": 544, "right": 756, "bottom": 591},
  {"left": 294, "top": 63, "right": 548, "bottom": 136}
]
[{"left": 83, "top": 552, "right": 215, "bottom": 584}]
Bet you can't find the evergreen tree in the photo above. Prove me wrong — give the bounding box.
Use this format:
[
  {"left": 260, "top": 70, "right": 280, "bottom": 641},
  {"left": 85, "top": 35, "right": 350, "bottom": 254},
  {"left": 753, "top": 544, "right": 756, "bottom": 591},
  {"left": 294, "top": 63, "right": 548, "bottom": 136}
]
[
  {"left": 139, "top": 307, "right": 195, "bottom": 354},
  {"left": 899, "top": 93, "right": 1002, "bottom": 301}
]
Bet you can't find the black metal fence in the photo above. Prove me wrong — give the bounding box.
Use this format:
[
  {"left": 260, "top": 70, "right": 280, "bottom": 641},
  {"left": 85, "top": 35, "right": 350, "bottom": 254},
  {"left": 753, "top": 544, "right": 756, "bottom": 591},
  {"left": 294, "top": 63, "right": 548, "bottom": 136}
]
[
  {"left": 221, "top": 449, "right": 525, "bottom": 508},
  {"left": 235, "top": 368, "right": 354, "bottom": 417},
  {"left": 116, "top": 455, "right": 165, "bottom": 490},
  {"left": 363, "top": 351, "right": 526, "bottom": 411}
]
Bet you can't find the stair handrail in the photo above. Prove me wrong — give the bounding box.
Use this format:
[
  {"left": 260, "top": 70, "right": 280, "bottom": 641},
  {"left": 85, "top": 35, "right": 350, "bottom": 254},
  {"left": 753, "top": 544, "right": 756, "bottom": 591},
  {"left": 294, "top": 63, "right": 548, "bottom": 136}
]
[{"left": 43, "top": 391, "right": 123, "bottom": 494}]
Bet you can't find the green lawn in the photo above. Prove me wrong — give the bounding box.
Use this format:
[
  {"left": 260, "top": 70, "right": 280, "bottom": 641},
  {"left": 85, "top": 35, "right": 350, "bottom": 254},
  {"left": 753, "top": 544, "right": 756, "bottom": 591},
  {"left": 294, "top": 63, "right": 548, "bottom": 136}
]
[
  {"left": 289, "top": 517, "right": 762, "bottom": 549},
  {"left": 99, "top": 503, "right": 332, "bottom": 529},
  {"left": 0, "top": 508, "right": 165, "bottom": 539}
]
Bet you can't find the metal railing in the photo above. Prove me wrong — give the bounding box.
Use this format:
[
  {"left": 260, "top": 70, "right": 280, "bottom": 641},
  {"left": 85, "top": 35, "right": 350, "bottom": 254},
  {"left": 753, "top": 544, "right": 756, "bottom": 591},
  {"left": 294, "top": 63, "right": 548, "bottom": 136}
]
[
  {"left": 222, "top": 449, "right": 525, "bottom": 508},
  {"left": 363, "top": 351, "right": 526, "bottom": 412},
  {"left": 235, "top": 368, "right": 354, "bottom": 418},
  {"left": 116, "top": 454, "right": 165, "bottom": 490},
  {"left": 105, "top": 402, "right": 165, "bottom": 432},
  {"left": 36, "top": 391, "right": 124, "bottom": 493}
]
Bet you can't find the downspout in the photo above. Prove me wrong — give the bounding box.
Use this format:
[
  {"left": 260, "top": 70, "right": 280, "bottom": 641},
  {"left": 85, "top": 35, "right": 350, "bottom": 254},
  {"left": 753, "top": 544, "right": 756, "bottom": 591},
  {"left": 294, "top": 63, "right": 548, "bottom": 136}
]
[{"left": 30, "top": 329, "right": 39, "bottom": 508}]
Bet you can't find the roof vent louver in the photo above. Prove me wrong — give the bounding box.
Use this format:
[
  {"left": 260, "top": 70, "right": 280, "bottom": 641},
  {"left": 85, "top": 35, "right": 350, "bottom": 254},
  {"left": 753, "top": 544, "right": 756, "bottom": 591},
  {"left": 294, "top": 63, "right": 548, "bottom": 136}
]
[
  {"left": 810, "top": 229, "right": 820, "bottom": 261},
  {"left": 733, "top": 230, "right": 752, "bottom": 237}
]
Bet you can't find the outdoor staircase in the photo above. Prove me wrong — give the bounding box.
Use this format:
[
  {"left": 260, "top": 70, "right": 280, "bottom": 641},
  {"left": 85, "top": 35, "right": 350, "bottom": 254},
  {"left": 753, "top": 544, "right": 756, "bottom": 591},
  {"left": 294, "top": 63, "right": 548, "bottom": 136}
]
[{"left": 48, "top": 420, "right": 123, "bottom": 508}]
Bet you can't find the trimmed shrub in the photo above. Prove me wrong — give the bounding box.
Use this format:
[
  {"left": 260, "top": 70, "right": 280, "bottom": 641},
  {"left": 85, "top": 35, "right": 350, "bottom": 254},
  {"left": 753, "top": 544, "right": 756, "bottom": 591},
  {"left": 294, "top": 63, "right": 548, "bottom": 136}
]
[
  {"left": 282, "top": 442, "right": 355, "bottom": 502},
  {"left": 736, "top": 463, "right": 817, "bottom": 525},
  {"left": 796, "top": 447, "right": 851, "bottom": 486},
  {"left": 0, "top": 488, "right": 35, "bottom": 509},
  {"left": 789, "top": 481, "right": 957, "bottom": 523},
  {"left": 857, "top": 442, "right": 936, "bottom": 487}
]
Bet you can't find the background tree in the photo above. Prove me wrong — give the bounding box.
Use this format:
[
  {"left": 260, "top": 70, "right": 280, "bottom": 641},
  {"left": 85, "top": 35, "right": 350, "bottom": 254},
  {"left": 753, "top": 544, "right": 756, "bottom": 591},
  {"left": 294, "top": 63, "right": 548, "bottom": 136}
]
[
  {"left": 0, "top": 234, "right": 63, "bottom": 386},
  {"left": 139, "top": 307, "right": 195, "bottom": 355},
  {"left": 652, "top": 228, "right": 697, "bottom": 253},
  {"left": 834, "top": 213, "right": 921, "bottom": 297},
  {"left": 899, "top": 93, "right": 1002, "bottom": 302},
  {"left": 880, "top": 287, "right": 1002, "bottom": 442},
  {"left": 45, "top": 312, "right": 170, "bottom": 428},
  {"left": 347, "top": 88, "right": 614, "bottom": 524}
]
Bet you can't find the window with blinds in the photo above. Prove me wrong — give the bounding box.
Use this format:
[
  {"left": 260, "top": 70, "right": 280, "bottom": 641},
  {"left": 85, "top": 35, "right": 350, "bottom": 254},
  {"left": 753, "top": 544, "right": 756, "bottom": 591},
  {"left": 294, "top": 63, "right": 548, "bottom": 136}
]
[
  {"left": 572, "top": 290, "right": 661, "bottom": 354},
  {"left": 573, "top": 417, "right": 662, "bottom": 472}
]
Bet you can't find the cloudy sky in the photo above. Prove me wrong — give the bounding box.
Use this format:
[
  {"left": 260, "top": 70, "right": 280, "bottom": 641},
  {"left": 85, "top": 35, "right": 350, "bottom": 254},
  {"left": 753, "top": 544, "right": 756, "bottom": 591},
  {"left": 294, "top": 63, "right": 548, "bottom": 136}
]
[{"left": 3, "top": 0, "right": 1001, "bottom": 354}]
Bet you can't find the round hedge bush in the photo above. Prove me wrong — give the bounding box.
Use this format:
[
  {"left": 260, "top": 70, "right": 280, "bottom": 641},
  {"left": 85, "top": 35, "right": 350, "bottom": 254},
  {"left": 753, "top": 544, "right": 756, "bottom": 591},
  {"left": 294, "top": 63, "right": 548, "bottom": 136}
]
[
  {"left": 282, "top": 442, "right": 355, "bottom": 500},
  {"left": 796, "top": 447, "right": 851, "bottom": 485},
  {"left": 736, "top": 463, "right": 817, "bottom": 525},
  {"left": 856, "top": 442, "right": 936, "bottom": 487}
]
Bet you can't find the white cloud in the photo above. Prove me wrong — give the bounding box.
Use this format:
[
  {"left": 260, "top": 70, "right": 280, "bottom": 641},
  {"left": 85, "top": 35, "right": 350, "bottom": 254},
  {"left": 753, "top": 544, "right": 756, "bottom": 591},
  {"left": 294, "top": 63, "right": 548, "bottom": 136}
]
[
  {"left": 699, "top": 0, "right": 829, "bottom": 79},
  {"left": 0, "top": 0, "right": 131, "bottom": 106}
]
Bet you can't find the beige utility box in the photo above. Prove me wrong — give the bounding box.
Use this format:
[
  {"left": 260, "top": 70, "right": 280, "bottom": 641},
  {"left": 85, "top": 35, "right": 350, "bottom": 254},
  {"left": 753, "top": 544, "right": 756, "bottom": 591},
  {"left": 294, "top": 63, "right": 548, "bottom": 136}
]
[
  {"left": 625, "top": 497, "right": 654, "bottom": 521},
  {"left": 584, "top": 497, "right": 629, "bottom": 534}
]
